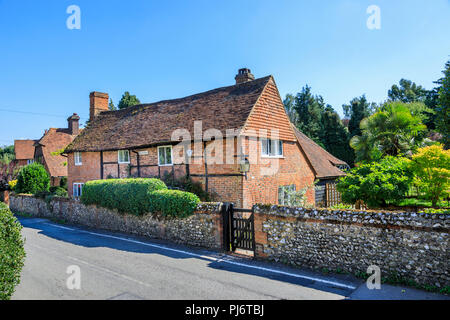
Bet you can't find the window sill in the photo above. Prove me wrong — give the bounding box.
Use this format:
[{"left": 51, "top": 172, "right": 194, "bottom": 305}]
[
  {"left": 118, "top": 161, "right": 130, "bottom": 164},
  {"left": 261, "top": 155, "right": 285, "bottom": 159},
  {"left": 158, "top": 163, "right": 174, "bottom": 167}
]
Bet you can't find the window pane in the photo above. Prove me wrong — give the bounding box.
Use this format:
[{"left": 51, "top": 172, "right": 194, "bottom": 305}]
[
  {"left": 261, "top": 139, "right": 268, "bottom": 155},
  {"left": 278, "top": 141, "right": 283, "bottom": 156},
  {"left": 165, "top": 147, "right": 172, "bottom": 164}
]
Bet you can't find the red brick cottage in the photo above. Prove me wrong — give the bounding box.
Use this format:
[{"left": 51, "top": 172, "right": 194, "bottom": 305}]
[
  {"left": 33, "top": 114, "right": 81, "bottom": 186},
  {"left": 64, "top": 69, "right": 347, "bottom": 207},
  {"left": 14, "top": 139, "right": 37, "bottom": 166}
]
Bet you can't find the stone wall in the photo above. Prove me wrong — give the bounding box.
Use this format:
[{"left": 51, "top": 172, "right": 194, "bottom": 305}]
[
  {"left": 10, "top": 194, "right": 223, "bottom": 250},
  {"left": 253, "top": 204, "right": 449, "bottom": 288}
]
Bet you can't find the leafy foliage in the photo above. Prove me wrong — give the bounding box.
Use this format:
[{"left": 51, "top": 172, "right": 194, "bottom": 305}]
[
  {"left": 117, "top": 91, "right": 141, "bottom": 110},
  {"left": 0, "top": 145, "right": 15, "bottom": 165},
  {"left": 436, "top": 60, "right": 450, "bottom": 147},
  {"left": 0, "top": 202, "right": 26, "bottom": 300},
  {"left": 15, "top": 163, "right": 50, "bottom": 195},
  {"left": 343, "top": 95, "right": 376, "bottom": 137},
  {"left": 336, "top": 156, "right": 413, "bottom": 208},
  {"left": 148, "top": 189, "right": 200, "bottom": 218},
  {"left": 7, "top": 180, "right": 17, "bottom": 191},
  {"left": 281, "top": 181, "right": 317, "bottom": 208},
  {"left": 161, "top": 173, "right": 212, "bottom": 201},
  {"left": 108, "top": 98, "right": 117, "bottom": 111},
  {"left": 81, "top": 178, "right": 168, "bottom": 216},
  {"left": 388, "top": 79, "right": 428, "bottom": 103},
  {"left": 410, "top": 144, "right": 450, "bottom": 207},
  {"left": 350, "top": 102, "right": 428, "bottom": 162}
]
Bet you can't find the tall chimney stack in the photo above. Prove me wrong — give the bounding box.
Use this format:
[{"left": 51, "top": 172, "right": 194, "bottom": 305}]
[
  {"left": 67, "top": 113, "right": 80, "bottom": 135},
  {"left": 235, "top": 68, "right": 255, "bottom": 84},
  {"left": 89, "top": 91, "right": 109, "bottom": 121}
]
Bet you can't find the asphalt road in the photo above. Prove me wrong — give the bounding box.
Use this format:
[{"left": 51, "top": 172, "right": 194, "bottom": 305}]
[{"left": 12, "top": 217, "right": 449, "bottom": 300}]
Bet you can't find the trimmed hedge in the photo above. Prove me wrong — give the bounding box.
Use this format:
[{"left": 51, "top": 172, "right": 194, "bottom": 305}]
[
  {"left": 148, "top": 189, "right": 200, "bottom": 218},
  {"left": 0, "top": 202, "right": 26, "bottom": 300},
  {"left": 81, "top": 178, "right": 168, "bottom": 216},
  {"left": 15, "top": 163, "right": 50, "bottom": 195}
]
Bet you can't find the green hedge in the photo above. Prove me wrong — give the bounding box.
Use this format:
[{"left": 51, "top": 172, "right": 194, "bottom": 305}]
[
  {"left": 81, "top": 178, "right": 168, "bottom": 216},
  {"left": 148, "top": 189, "right": 200, "bottom": 218},
  {"left": 0, "top": 202, "right": 26, "bottom": 300}
]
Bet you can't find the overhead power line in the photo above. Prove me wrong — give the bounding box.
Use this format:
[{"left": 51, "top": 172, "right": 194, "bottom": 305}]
[{"left": 0, "top": 107, "right": 87, "bottom": 120}]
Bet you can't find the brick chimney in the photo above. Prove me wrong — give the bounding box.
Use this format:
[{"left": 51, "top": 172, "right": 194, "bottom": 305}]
[
  {"left": 89, "top": 91, "right": 109, "bottom": 121},
  {"left": 235, "top": 68, "right": 255, "bottom": 84},
  {"left": 67, "top": 113, "right": 80, "bottom": 135}
]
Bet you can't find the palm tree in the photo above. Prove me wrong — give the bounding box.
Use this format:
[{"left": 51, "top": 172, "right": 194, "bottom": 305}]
[{"left": 350, "top": 102, "right": 427, "bottom": 162}]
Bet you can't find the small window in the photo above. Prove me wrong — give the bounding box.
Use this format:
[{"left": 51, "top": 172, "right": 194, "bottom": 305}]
[
  {"left": 261, "top": 139, "right": 283, "bottom": 157},
  {"left": 74, "top": 152, "right": 82, "bottom": 166},
  {"left": 158, "top": 146, "right": 173, "bottom": 166},
  {"left": 73, "top": 183, "right": 84, "bottom": 198},
  {"left": 27, "top": 159, "right": 34, "bottom": 165},
  {"left": 278, "top": 185, "right": 296, "bottom": 205},
  {"left": 118, "top": 150, "right": 130, "bottom": 164}
]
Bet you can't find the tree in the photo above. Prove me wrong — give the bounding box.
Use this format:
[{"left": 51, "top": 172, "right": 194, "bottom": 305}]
[
  {"left": 283, "top": 94, "right": 298, "bottom": 125},
  {"left": 0, "top": 145, "right": 15, "bottom": 165},
  {"left": 15, "top": 163, "right": 50, "bottom": 194},
  {"left": 117, "top": 91, "right": 141, "bottom": 110},
  {"left": 436, "top": 60, "right": 450, "bottom": 148},
  {"left": 320, "top": 106, "right": 354, "bottom": 165},
  {"left": 289, "top": 85, "right": 325, "bottom": 145},
  {"left": 411, "top": 144, "right": 450, "bottom": 207},
  {"left": 388, "top": 79, "right": 428, "bottom": 103},
  {"left": 337, "top": 156, "right": 413, "bottom": 208},
  {"left": 350, "top": 102, "right": 428, "bottom": 162},
  {"left": 109, "top": 98, "right": 117, "bottom": 111},
  {"left": 342, "top": 95, "right": 376, "bottom": 137}
]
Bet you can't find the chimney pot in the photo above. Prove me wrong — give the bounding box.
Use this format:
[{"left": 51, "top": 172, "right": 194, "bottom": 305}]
[
  {"left": 235, "top": 68, "right": 255, "bottom": 84},
  {"left": 89, "top": 91, "right": 109, "bottom": 121},
  {"left": 67, "top": 113, "right": 80, "bottom": 135}
]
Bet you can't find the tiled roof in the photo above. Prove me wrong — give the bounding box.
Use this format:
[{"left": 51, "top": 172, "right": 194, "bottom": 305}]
[
  {"left": 291, "top": 124, "right": 347, "bottom": 179},
  {"left": 37, "top": 128, "right": 77, "bottom": 177},
  {"left": 14, "top": 140, "right": 37, "bottom": 160},
  {"left": 65, "top": 76, "right": 272, "bottom": 152}
]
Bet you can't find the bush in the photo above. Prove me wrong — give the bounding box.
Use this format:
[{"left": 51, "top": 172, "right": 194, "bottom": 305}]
[
  {"left": 81, "top": 178, "right": 168, "bottom": 215},
  {"left": 0, "top": 202, "right": 26, "bottom": 300},
  {"left": 162, "top": 173, "right": 212, "bottom": 201},
  {"left": 15, "top": 163, "right": 50, "bottom": 195},
  {"left": 410, "top": 144, "right": 450, "bottom": 207},
  {"left": 337, "top": 156, "right": 413, "bottom": 208},
  {"left": 49, "top": 186, "right": 68, "bottom": 198},
  {"left": 148, "top": 189, "right": 200, "bottom": 218},
  {"left": 8, "top": 180, "right": 17, "bottom": 191}
]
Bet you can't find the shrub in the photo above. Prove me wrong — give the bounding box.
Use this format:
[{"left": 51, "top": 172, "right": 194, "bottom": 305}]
[
  {"left": 8, "top": 180, "right": 17, "bottom": 191},
  {"left": 162, "top": 174, "right": 212, "bottom": 201},
  {"left": 337, "top": 156, "right": 413, "bottom": 208},
  {"left": 15, "top": 163, "right": 50, "bottom": 195},
  {"left": 148, "top": 189, "right": 200, "bottom": 218},
  {"left": 49, "top": 186, "right": 68, "bottom": 198},
  {"left": 410, "top": 144, "right": 450, "bottom": 207},
  {"left": 0, "top": 202, "right": 26, "bottom": 300},
  {"left": 81, "top": 178, "right": 167, "bottom": 216},
  {"left": 59, "top": 177, "right": 68, "bottom": 190}
]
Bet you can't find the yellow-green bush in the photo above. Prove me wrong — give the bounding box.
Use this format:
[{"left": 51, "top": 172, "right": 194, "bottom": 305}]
[{"left": 148, "top": 189, "right": 200, "bottom": 218}]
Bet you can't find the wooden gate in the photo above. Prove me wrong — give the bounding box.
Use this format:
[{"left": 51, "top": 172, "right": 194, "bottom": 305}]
[{"left": 222, "top": 203, "right": 255, "bottom": 253}]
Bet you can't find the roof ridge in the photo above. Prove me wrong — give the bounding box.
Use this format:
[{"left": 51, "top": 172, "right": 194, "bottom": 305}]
[{"left": 99, "top": 75, "right": 272, "bottom": 116}]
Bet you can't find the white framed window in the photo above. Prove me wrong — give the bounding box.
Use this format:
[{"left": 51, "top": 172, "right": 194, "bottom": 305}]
[
  {"left": 73, "top": 183, "right": 84, "bottom": 198},
  {"left": 118, "top": 150, "right": 130, "bottom": 164},
  {"left": 158, "top": 145, "right": 173, "bottom": 166},
  {"left": 278, "top": 185, "right": 296, "bottom": 205},
  {"left": 27, "top": 159, "right": 35, "bottom": 165},
  {"left": 261, "top": 139, "right": 283, "bottom": 157},
  {"left": 74, "top": 152, "right": 82, "bottom": 166}
]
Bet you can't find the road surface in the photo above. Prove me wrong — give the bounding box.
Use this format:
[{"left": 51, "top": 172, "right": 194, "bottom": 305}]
[{"left": 12, "top": 217, "right": 449, "bottom": 300}]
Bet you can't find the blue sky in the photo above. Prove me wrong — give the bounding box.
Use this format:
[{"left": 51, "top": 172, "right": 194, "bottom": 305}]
[{"left": 0, "top": 0, "right": 449, "bottom": 146}]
